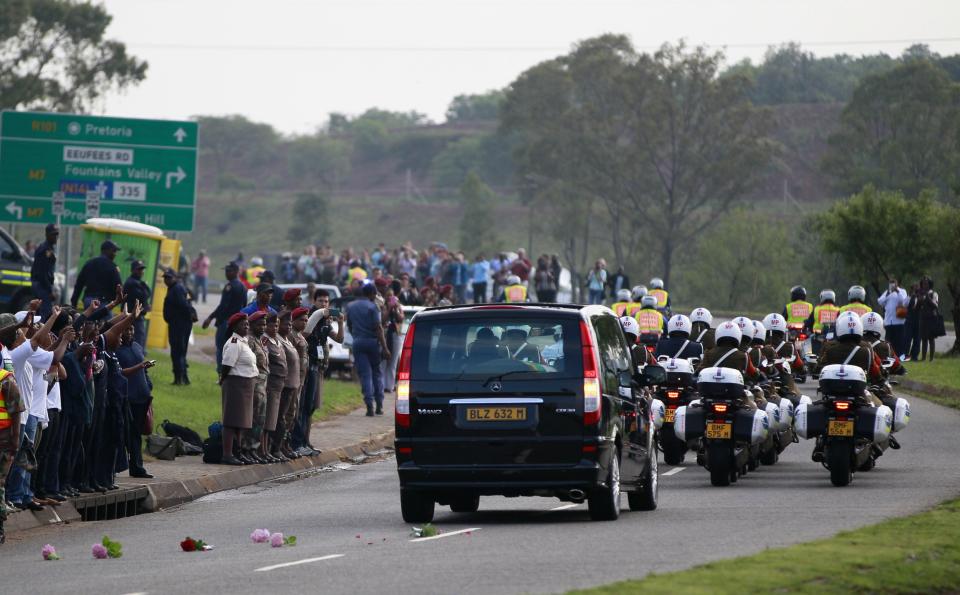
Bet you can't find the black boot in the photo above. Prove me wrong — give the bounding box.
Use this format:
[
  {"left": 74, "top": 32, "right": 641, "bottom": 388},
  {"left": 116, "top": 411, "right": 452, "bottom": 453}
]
[
  {"left": 375, "top": 402, "right": 383, "bottom": 415},
  {"left": 365, "top": 403, "right": 374, "bottom": 417},
  {"left": 182, "top": 370, "right": 191, "bottom": 386},
  {"left": 172, "top": 370, "right": 182, "bottom": 385}
]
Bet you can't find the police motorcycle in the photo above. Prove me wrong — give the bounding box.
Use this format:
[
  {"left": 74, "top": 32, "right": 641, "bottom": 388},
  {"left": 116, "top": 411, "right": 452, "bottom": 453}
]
[
  {"left": 794, "top": 365, "right": 899, "bottom": 486},
  {"left": 673, "top": 367, "right": 770, "bottom": 487},
  {"left": 653, "top": 356, "right": 699, "bottom": 465},
  {"left": 784, "top": 323, "right": 809, "bottom": 383},
  {"left": 809, "top": 322, "right": 836, "bottom": 375},
  {"left": 858, "top": 357, "right": 911, "bottom": 470}
]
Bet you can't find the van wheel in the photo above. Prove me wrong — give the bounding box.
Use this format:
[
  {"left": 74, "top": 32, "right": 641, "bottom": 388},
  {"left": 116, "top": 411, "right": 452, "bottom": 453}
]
[
  {"left": 588, "top": 453, "right": 621, "bottom": 521},
  {"left": 400, "top": 489, "right": 434, "bottom": 523},
  {"left": 449, "top": 493, "right": 480, "bottom": 513},
  {"left": 628, "top": 452, "right": 658, "bottom": 511}
]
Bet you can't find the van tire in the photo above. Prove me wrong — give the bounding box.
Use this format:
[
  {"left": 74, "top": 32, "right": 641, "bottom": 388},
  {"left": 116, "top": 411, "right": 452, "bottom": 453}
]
[
  {"left": 588, "top": 452, "right": 621, "bottom": 521},
  {"left": 627, "top": 452, "right": 658, "bottom": 511},
  {"left": 400, "top": 489, "right": 435, "bottom": 523},
  {"left": 449, "top": 493, "right": 480, "bottom": 513}
]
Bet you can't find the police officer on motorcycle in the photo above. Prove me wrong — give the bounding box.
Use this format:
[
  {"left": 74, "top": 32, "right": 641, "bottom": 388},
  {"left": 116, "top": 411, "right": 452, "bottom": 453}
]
[
  {"left": 782, "top": 286, "right": 814, "bottom": 332},
  {"left": 807, "top": 289, "right": 841, "bottom": 355},
  {"left": 815, "top": 311, "right": 884, "bottom": 407},
  {"left": 634, "top": 295, "right": 664, "bottom": 346},
  {"left": 655, "top": 314, "right": 705, "bottom": 361},
  {"left": 690, "top": 307, "right": 715, "bottom": 350},
  {"left": 620, "top": 316, "right": 656, "bottom": 369},
  {"left": 762, "top": 313, "right": 802, "bottom": 395},
  {"left": 611, "top": 289, "right": 632, "bottom": 316},
  {"left": 839, "top": 285, "right": 872, "bottom": 317},
  {"left": 626, "top": 285, "right": 647, "bottom": 317},
  {"left": 648, "top": 278, "right": 671, "bottom": 317},
  {"left": 696, "top": 321, "right": 759, "bottom": 410}
]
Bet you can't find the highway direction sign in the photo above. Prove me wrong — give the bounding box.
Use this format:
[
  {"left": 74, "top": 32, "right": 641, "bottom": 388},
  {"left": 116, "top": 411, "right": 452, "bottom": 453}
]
[{"left": 0, "top": 111, "right": 198, "bottom": 231}]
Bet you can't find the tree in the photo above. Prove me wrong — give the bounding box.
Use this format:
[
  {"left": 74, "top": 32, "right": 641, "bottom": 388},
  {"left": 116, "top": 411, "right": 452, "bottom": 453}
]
[
  {"left": 458, "top": 171, "right": 498, "bottom": 255},
  {"left": 934, "top": 204, "right": 960, "bottom": 355},
  {"left": 288, "top": 192, "right": 331, "bottom": 247},
  {"left": 822, "top": 60, "right": 960, "bottom": 199},
  {"left": 194, "top": 115, "right": 279, "bottom": 192},
  {"left": 0, "top": 0, "right": 147, "bottom": 111},
  {"left": 287, "top": 135, "right": 352, "bottom": 190},
  {"left": 446, "top": 90, "right": 505, "bottom": 122}
]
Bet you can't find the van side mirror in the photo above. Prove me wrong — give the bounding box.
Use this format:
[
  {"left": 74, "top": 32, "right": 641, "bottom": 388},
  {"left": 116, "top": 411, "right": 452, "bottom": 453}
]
[
  {"left": 618, "top": 371, "right": 633, "bottom": 388},
  {"left": 636, "top": 365, "right": 666, "bottom": 387}
]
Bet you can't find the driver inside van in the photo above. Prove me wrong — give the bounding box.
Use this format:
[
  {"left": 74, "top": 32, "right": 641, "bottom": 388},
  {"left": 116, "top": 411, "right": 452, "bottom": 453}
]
[
  {"left": 502, "top": 328, "right": 541, "bottom": 363},
  {"left": 468, "top": 327, "right": 502, "bottom": 363}
]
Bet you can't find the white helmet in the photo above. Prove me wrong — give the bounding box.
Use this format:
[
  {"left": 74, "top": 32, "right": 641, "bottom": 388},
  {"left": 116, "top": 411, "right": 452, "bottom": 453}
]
[
  {"left": 762, "top": 313, "right": 786, "bottom": 334},
  {"left": 507, "top": 275, "right": 521, "bottom": 285},
  {"left": 820, "top": 289, "right": 836, "bottom": 303},
  {"left": 667, "top": 314, "right": 692, "bottom": 336},
  {"left": 751, "top": 320, "right": 766, "bottom": 343},
  {"left": 697, "top": 366, "right": 744, "bottom": 387},
  {"left": 848, "top": 285, "right": 866, "bottom": 302},
  {"left": 620, "top": 316, "right": 640, "bottom": 338},
  {"left": 250, "top": 256, "right": 264, "bottom": 267},
  {"left": 861, "top": 312, "right": 884, "bottom": 335},
  {"left": 715, "top": 320, "right": 743, "bottom": 344},
  {"left": 649, "top": 277, "right": 664, "bottom": 290},
  {"left": 616, "top": 289, "right": 631, "bottom": 302},
  {"left": 732, "top": 316, "right": 753, "bottom": 336},
  {"left": 690, "top": 307, "right": 713, "bottom": 326},
  {"left": 819, "top": 363, "right": 867, "bottom": 384},
  {"left": 835, "top": 311, "right": 863, "bottom": 338},
  {"left": 640, "top": 295, "right": 658, "bottom": 309},
  {"left": 631, "top": 285, "right": 648, "bottom": 301}
]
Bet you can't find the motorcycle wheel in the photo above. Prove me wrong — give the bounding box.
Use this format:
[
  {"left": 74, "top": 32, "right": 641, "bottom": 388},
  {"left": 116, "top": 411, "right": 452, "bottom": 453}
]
[
  {"left": 661, "top": 425, "right": 686, "bottom": 466},
  {"left": 708, "top": 442, "right": 732, "bottom": 487},
  {"left": 828, "top": 441, "right": 853, "bottom": 487},
  {"left": 747, "top": 445, "right": 760, "bottom": 471},
  {"left": 761, "top": 443, "right": 779, "bottom": 465}
]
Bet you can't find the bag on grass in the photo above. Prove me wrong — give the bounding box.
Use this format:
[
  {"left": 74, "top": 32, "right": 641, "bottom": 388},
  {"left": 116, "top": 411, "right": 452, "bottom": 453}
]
[
  {"left": 147, "top": 435, "right": 182, "bottom": 461},
  {"left": 161, "top": 419, "right": 203, "bottom": 448}
]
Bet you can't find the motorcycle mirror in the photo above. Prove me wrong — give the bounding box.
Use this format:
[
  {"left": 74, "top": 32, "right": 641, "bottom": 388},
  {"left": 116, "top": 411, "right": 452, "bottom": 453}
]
[{"left": 688, "top": 357, "right": 700, "bottom": 367}]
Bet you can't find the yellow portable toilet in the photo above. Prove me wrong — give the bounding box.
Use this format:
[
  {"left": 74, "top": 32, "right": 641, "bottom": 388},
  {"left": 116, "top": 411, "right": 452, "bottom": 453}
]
[{"left": 77, "top": 218, "right": 179, "bottom": 349}]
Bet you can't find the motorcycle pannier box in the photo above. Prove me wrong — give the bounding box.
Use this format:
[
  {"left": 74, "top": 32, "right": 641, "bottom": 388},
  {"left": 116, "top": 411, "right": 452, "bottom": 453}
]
[
  {"left": 855, "top": 406, "right": 893, "bottom": 442},
  {"left": 678, "top": 405, "right": 706, "bottom": 440},
  {"left": 698, "top": 382, "right": 744, "bottom": 400},
  {"left": 733, "top": 409, "right": 766, "bottom": 444},
  {"left": 819, "top": 377, "right": 867, "bottom": 397},
  {"left": 799, "top": 403, "right": 828, "bottom": 438}
]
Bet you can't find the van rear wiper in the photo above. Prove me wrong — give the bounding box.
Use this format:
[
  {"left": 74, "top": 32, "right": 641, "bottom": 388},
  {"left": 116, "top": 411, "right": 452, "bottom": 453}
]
[{"left": 481, "top": 370, "right": 530, "bottom": 388}]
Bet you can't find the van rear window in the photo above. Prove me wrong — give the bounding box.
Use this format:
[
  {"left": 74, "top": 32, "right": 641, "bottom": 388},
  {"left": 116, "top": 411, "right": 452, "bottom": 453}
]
[{"left": 411, "top": 317, "right": 582, "bottom": 379}]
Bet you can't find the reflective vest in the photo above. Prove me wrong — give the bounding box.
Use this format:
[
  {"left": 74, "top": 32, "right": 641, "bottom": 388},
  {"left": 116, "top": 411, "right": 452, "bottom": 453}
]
[
  {"left": 349, "top": 267, "right": 368, "bottom": 282},
  {"left": 635, "top": 308, "right": 664, "bottom": 334},
  {"left": 0, "top": 369, "right": 13, "bottom": 430},
  {"left": 839, "top": 303, "right": 872, "bottom": 318},
  {"left": 611, "top": 302, "right": 630, "bottom": 316},
  {"left": 785, "top": 300, "right": 813, "bottom": 324},
  {"left": 625, "top": 303, "right": 643, "bottom": 317},
  {"left": 649, "top": 288, "right": 669, "bottom": 308},
  {"left": 504, "top": 284, "right": 528, "bottom": 303},
  {"left": 244, "top": 266, "right": 265, "bottom": 287},
  {"left": 812, "top": 304, "right": 840, "bottom": 332}
]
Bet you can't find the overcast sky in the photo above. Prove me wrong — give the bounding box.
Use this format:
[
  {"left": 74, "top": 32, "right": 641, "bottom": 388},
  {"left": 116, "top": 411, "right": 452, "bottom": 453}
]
[{"left": 99, "top": 0, "right": 959, "bottom": 134}]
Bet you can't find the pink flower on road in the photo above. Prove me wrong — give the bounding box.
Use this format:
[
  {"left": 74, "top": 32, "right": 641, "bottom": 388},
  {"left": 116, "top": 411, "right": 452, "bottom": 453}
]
[
  {"left": 92, "top": 544, "right": 108, "bottom": 559},
  {"left": 270, "top": 533, "right": 284, "bottom": 548},
  {"left": 251, "top": 528, "right": 271, "bottom": 543},
  {"left": 42, "top": 544, "right": 60, "bottom": 560}
]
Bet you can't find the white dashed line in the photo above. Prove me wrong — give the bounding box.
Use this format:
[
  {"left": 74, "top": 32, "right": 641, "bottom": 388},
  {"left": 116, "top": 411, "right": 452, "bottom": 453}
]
[
  {"left": 409, "top": 527, "right": 481, "bottom": 542},
  {"left": 662, "top": 467, "right": 686, "bottom": 476},
  {"left": 254, "top": 554, "right": 345, "bottom": 572}
]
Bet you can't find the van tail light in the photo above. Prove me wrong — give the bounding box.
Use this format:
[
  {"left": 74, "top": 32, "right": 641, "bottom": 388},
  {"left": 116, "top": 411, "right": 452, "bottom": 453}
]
[
  {"left": 396, "top": 322, "right": 416, "bottom": 428},
  {"left": 712, "top": 403, "right": 728, "bottom": 414},
  {"left": 799, "top": 333, "right": 808, "bottom": 341},
  {"left": 580, "top": 320, "right": 601, "bottom": 426},
  {"left": 834, "top": 400, "right": 850, "bottom": 412},
  {"left": 666, "top": 390, "right": 680, "bottom": 400}
]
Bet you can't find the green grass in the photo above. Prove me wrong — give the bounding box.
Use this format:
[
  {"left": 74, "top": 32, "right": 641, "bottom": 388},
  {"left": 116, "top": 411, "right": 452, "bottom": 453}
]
[
  {"left": 570, "top": 498, "right": 960, "bottom": 595},
  {"left": 905, "top": 356, "right": 960, "bottom": 392},
  {"left": 149, "top": 359, "right": 364, "bottom": 434}
]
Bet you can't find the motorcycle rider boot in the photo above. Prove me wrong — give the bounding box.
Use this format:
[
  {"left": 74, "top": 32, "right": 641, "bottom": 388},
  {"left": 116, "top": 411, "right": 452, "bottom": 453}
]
[
  {"left": 811, "top": 437, "right": 825, "bottom": 463},
  {"left": 889, "top": 435, "right": 901, "bottom": 450}
]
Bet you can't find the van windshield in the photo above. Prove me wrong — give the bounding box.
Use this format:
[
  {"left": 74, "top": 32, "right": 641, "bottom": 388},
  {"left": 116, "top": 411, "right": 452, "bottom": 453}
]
[{"left": 412, "top": 316, "right": 582, "bottom": 379}]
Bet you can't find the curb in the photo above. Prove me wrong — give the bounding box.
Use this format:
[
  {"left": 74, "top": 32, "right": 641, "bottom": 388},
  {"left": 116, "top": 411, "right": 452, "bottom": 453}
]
[{"left": 899, "top": 379, "right": 960, "bottom": 402}]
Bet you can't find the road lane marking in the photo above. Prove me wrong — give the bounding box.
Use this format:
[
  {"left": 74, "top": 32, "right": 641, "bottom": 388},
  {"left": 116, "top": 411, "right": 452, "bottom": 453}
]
[
  {"left": 254, "top": 554, "right": 344, "bottom": 572},
  {"left": 409, "top": 528, "right": 481, "bottom": 542},
  {"left": 662, "top": 467, "right": 685, "bottom": 476},
  {"left": 549, "top": 504, "right": 579, "bottom": 512}
]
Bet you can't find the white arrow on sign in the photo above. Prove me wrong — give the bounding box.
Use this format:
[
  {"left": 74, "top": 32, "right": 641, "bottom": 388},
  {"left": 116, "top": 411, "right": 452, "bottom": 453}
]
[
  {"left": 165, "top": 166, "right": 187, "bottom": 189},
  {"left": 174, "top": 128, "right": 188, "bottom": 143},
  {"left": 5, "top": 201, "right": 22, "bottom": 220}
]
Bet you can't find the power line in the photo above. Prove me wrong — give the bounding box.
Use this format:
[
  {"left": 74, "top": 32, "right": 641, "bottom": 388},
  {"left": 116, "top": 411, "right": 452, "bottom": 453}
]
[{"left": 128, "top": 36, "right": 960, "bottom": 53}]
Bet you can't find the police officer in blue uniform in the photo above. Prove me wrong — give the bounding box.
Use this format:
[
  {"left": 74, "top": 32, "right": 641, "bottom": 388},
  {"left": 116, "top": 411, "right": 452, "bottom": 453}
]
[
  {"left": 30, "top": 223, "right": 59, "bottom": 319},
  {"left": 123, "top": 260, "right": 152, "bottom": 347},
  {"left": 203, "top": 261, "right": 247, "bottom": 370},
  {"left": 162, "top": 268, "right": 194, "bottom": 385},
  {"left": 70, "top": 240, "right": 123, "bottom": 308}
]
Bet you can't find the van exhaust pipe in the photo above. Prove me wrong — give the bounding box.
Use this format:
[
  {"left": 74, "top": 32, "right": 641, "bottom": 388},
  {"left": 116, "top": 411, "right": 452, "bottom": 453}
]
[{"left": 568, "top": 489, "right": 586, "bottom": 501}]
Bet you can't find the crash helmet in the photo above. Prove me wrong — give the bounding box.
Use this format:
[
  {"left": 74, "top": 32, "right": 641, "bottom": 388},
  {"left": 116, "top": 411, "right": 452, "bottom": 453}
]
[
  {"left": 690, "top": 307, "right": 713, "bottom": 326},
  {"left": 790, "top": 285, "right": 807, "bottom": 301},
  {"left": 861, "top": 312, "right": 884, "bottom": 336},
  {"left": 667, "top": 314, "right": 692, "bottom": 337},
  {"left": 848, "top": 285, "right": 866, "bottom": 302},
  {"left": 762, "top": 313, "right": 787, "bottom": 336},
  {"left": 819, "top": 289, "right": 836, "bottom": 304},
  {"left": 640, "top": 295, "right": 658, "bottom": 309},
  {"left": 835, "top": 311, "right": 863, "bottom": 338},
  {"left": 697, "top": 366, "right": 745, "bottom": 399},
  {"left": 616, "top": 289, "right": 631, "bottom": 302},
  {"left": 250, "top": 256, "right": 264, "bottom": 267},
  {"left": 620, "top": 316, "right": 640, "bottom": 339},
  {"left": 507, "top": 275, "right": 521, "bottom": 286},
  {"left": 715, "top": 321, "right": 743, "bottom": 345},
  {"left": 732, "top": 316, "right": 753, "bottom": 335},
  {"left": 649, "top": 277, "right": 664, "bottom": 290},
  {"left": 751, "top": 320, "right": 766, "bottom": 344},
  {"left": 630, "top": 285, "right": 648, "bottom": 301}
]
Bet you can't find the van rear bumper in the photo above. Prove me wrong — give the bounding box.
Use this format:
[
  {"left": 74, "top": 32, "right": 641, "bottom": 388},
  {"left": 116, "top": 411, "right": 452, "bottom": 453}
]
[{"left": 397, "top": 462, "right": 605, "bottom": 494}]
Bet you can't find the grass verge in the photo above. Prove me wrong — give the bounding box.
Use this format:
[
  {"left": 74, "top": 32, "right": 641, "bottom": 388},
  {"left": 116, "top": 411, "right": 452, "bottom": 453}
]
[
  {"left": 149, "top": 359, "right": 364, "bottom": 433},
  {"left": 899, "top": 355, "right": 960, "bottom": 411},
  {"left": 570, "top": 498, "right": 960, "bottom": 595}
]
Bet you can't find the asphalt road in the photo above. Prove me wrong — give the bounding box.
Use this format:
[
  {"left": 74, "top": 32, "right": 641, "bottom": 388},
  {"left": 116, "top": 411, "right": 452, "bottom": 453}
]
[{"left": 4, "top": 387, "right": 960, "bottom": 595}]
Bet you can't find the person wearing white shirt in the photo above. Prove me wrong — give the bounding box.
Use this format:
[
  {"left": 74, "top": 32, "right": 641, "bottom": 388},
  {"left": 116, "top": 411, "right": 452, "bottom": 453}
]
[
  {"left": 878, "top": 279, "right": 910, "bottom": 358},
  {"left": 31, "top": 324, "right": 74, "bottom": 501},
  {"left": 219, "top": 313, "right": 259, "bottom": 466}
]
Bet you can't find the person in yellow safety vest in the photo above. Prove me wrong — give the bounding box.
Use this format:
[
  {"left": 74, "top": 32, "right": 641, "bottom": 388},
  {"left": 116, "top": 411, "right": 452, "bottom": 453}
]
[
  {"left": 0, "top": 311, "right": 25, "bottom": 543},
  {"left": 498, "top": 275, "right": 529, "bottom": 303},
  {"left": 611, "top": 289, "right": 632, "bottom": 316},
  {"left": 347, "top": 259, "right": 368, "bottom": 283},
  {"left": 648, "top": 277, "right": 670, "bottom": 316},
  {"left": 244, "top": 256, "right": 266, "bottom": 289},
  {"left": 625, "top": 285, "right": 647, "bottom": 317},
  {"left": 782, "top": 285, "right": 814, "bottom": 331},
  {"left": 839, "top": 285, "right": 872, "bottom": 318},
  {"left": 634, "top": 295, "right": 664, "bottom": 335},
  {"left": 807, "top": 289, "right": 841, "bottom": 355}
]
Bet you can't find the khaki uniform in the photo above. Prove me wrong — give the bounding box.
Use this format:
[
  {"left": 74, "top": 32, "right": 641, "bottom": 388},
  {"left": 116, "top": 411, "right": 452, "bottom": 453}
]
[
  {"left": 243, "top": 334, "right": 269, "bottom": 450},
  {"left": 816, "top": 339, "right": 884, "bottom": 406},
  {"left": 0, "top": 373, "right": 24, "bottom": 521},
  {"left": 283, "top": 331, "right": 308, "bottom": 433},
  {"left": 692, "top": 325, "right": 716, "bottom": 351},
  {"left": 748, "top": 345, "right": 778, "bottom": 408},
  {"left": 697, "top": 345, "right": 758, "bottom": 410},
  {"left": 767, "top": 336, "right": 800, "bottom": 397},
  {"left": 264, "top": 336, "right": 287, "bottom": 433},
  {"left": 278, "top": 336, "right": 301, "bottom": 437}
]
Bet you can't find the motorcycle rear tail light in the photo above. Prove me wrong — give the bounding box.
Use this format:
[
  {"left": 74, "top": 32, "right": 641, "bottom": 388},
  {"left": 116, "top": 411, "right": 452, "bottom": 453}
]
[
  {"left": 834, "top": 401, "right": 850, "bottom": 411},
  {"left": 712, "top": 403, "right": 728, "bottom": 413},
  {"left": 667, "top": 390, "right": 680, "bottom": 399}
]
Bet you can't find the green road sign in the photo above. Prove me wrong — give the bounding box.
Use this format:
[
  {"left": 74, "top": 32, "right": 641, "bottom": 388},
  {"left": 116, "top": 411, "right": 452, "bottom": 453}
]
[{"left": 0, "top": 111, "right": 198, "bottom": 231}]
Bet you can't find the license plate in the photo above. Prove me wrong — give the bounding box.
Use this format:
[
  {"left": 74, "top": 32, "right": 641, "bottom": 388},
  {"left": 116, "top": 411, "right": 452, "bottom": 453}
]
[
  {"left": 664, "top": 409, "right": 676, "bottom": 423},
  {"left": 828, "top": 420, "right": 854, "bottom": 436},
  {"left": 706, "top": 422, "right": 732, "bottom": 439},
  {"left": 465, "top": 407, "right": 527, "bottom": 422}
]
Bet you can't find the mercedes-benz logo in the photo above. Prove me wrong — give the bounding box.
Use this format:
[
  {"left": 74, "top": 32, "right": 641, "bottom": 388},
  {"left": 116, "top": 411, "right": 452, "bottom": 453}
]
[{"left": 490, "top": 382, "right": 502, "bottom": 392}]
